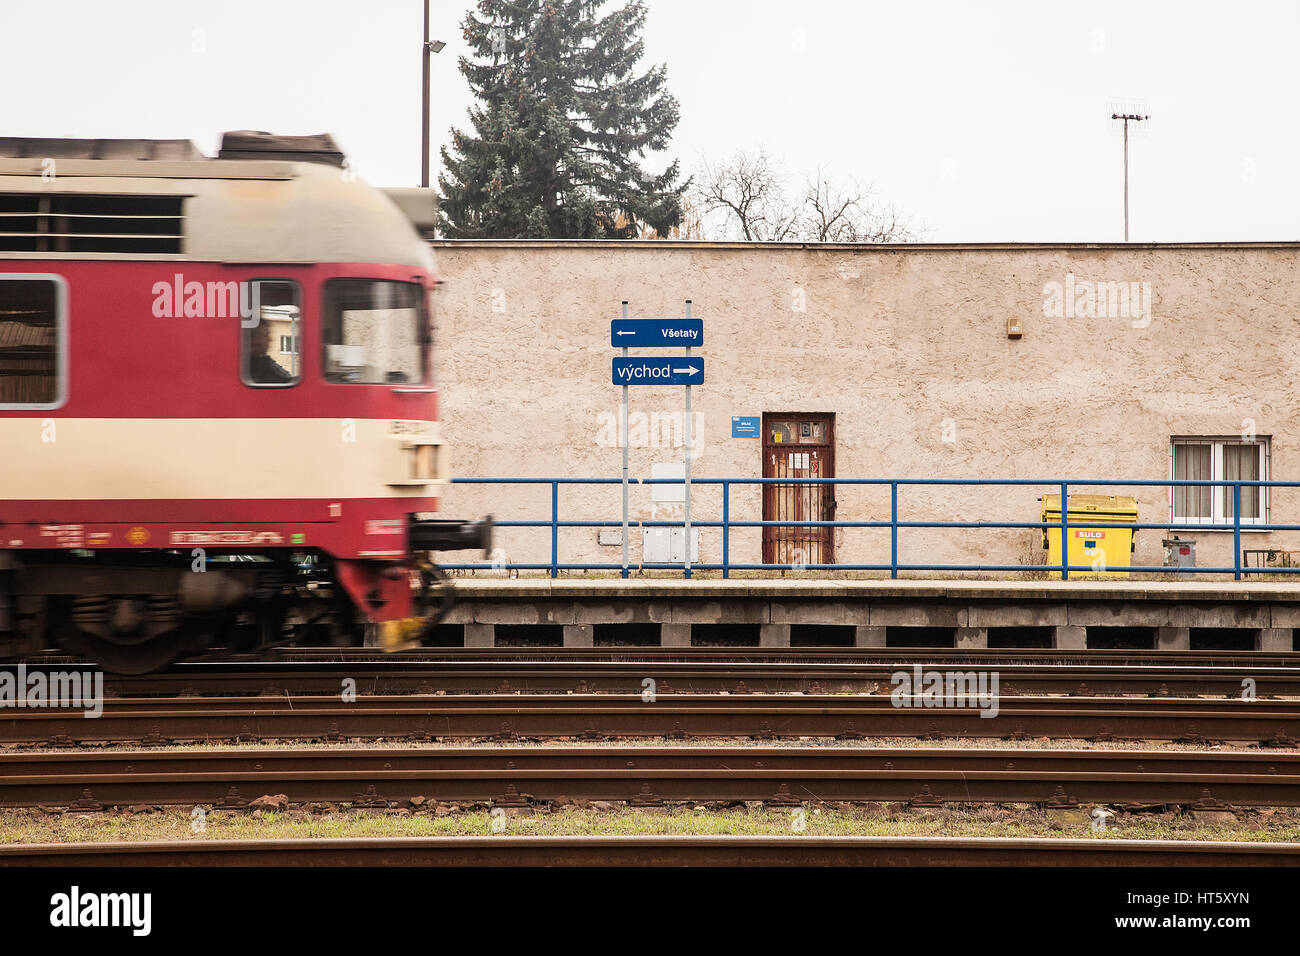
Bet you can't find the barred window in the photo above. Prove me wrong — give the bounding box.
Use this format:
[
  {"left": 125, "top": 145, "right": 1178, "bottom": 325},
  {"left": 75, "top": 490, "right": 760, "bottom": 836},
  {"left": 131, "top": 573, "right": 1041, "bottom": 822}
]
[{"left": 0, "top": 193, "right": 183, "bottom": 254}]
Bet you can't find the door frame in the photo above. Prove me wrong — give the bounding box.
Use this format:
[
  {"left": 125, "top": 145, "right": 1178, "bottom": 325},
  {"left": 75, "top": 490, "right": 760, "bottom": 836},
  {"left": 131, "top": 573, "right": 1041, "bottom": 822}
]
[{"left": 761, "top": 412, "right": 836, "bottom": 566}]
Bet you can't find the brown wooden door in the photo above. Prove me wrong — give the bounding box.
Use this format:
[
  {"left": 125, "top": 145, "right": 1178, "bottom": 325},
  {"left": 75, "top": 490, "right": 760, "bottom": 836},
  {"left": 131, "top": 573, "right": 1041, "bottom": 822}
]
[{"left": 762, "top": 414, "right": 835, "bottom": 566}]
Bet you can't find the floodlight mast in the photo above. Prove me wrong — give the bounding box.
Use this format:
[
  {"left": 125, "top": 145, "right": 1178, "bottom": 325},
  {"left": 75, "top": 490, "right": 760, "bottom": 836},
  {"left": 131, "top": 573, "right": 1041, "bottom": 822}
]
[{"left": 1112, "top": 113, "right": 1149, "bottom": 241}]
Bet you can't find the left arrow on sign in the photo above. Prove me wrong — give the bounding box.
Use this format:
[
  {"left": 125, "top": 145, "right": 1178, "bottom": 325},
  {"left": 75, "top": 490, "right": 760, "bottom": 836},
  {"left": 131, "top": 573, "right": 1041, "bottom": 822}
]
[{"left": 610, "top": 318, "right": 704, "bottom": 348}]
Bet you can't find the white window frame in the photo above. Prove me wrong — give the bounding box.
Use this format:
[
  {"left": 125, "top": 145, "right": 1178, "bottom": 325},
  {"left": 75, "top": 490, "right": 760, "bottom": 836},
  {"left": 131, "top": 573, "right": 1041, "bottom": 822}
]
[
  {"left": 0, "top": 273, "right": 68, "bottom": 411},
  {"left": 1170, "top": 436, "right": 1270, "bottom": 528}
]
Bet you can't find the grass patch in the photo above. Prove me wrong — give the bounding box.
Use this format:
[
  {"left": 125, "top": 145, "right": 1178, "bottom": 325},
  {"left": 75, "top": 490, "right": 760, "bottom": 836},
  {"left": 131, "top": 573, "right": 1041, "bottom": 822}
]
[{"left": 3, "top": 804, "right": 1300, "bottom": 844}]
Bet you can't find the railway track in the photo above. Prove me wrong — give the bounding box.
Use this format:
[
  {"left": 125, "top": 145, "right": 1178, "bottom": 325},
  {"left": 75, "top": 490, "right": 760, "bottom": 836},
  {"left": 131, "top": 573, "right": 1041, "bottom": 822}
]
[
  {"left": 3, "top": 693, "right": 1299, "bottom": 745},
  {"left": 13, "top": 645, "right": 1300, "bottom": 670},
  {"left": 164, "top": 646, "right": 1300, "bottom": 666},
  {"left": 2, "top": 834, "right": 1297, "bottom": 866},
  {"left": 10, "top": 645, "right": 1300, "bottom": 701},
  {"left": 4, "top": 745, "right": 1298, "bottom": 808},
  {"left": 64, "top": 660, "right": 1300, "bottom": 699}
]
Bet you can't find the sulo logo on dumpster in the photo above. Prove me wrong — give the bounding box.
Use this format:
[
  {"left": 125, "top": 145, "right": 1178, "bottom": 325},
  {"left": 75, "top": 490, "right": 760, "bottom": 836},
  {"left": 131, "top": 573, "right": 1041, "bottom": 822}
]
[{"left": 1075, "top": 530, "right": 1104, "bottom": 539}]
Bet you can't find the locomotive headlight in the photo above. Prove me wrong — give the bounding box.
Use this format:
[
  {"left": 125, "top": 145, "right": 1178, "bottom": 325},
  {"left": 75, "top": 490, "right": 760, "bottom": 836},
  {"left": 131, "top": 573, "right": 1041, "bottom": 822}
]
[
  {"left": 413, "top": 442, "right": 439, "bottom": 481},
  {"left": 385, "top": 421, "right": 447, "bottom": 487}
]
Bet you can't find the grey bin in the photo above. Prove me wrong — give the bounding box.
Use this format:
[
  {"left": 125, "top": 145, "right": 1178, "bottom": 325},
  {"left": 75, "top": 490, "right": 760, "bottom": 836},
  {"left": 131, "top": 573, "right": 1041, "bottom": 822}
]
[{"left": 1163, "top": 536, "right": 1196, "bottom": 568}]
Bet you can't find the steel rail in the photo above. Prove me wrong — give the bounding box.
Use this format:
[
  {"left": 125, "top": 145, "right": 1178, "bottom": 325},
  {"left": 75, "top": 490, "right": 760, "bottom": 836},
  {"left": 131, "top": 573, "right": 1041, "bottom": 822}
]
[
  {"left": 189, "top": 647, "right": 1300, "bottom": 666},
  {"left": 3, "top": 694, "right": 1300, "bottom": 745},
  {"left": 14, "top": 647, "right": 1300, "bottom": 670},
  {"left": 2, "top": 834, "right": 1297, "bottom": 866},
  {"left": 3, "top": 745, "right": 1299, "bottom": 808},
  {"left": 67, "top": 661, "right": 1300, "bottom": 699}
]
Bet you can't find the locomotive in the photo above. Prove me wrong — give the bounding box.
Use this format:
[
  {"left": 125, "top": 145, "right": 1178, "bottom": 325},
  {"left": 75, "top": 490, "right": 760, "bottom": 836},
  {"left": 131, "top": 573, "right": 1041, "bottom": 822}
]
[{"left": 0, "top": 131, "right": 489, "bottom": 673}]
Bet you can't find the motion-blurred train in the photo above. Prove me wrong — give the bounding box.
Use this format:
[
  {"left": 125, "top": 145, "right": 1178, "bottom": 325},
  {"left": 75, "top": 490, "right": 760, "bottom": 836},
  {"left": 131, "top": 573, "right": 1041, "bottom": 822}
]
[{"left": 0, "top": 131, "right": 489, "bottom": 673}]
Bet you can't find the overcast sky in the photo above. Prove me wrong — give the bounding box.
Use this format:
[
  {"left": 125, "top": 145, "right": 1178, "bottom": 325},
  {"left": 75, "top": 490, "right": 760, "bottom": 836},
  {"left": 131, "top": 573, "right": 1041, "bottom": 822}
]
[{"left": 2, "top": 0, "right": 1297, "bottom": 242}]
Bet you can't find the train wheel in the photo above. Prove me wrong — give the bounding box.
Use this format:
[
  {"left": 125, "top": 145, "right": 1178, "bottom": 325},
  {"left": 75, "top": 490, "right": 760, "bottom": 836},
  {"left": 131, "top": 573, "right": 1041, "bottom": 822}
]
[
  {"left": 61, "top": 631, "right": 189, "bottom": 675},
  {"left": 413, "top": 562, "right": 457, "bottom": 643},
  {"left": 58, "top": 595, "right": 202, "bottom": 674}
]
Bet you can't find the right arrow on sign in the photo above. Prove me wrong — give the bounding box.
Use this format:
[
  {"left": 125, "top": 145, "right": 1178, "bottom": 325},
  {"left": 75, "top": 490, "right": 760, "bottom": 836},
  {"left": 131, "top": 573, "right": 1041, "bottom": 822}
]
[{"left": 612, "top": 357, "right": 705, "bottom": 385}]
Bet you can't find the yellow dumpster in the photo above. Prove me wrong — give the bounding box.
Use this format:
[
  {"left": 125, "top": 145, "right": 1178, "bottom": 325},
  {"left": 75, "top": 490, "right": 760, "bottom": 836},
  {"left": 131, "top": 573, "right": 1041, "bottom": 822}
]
[{"left": 1040, "top": 494, "right": 1137, "bottom": 579}]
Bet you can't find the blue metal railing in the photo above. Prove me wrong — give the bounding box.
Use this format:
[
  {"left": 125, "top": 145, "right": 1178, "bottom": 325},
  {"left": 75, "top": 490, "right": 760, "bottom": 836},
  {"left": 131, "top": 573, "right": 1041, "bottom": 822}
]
[{"left": 441, "top": 477, "right": 1300, "bottom": 580}]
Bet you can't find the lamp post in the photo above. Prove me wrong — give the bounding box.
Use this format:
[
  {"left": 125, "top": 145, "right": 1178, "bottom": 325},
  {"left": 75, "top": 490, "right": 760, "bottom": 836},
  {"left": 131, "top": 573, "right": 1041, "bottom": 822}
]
[{"left": 421, "top": 0, "right": 445, "bottom": 187}]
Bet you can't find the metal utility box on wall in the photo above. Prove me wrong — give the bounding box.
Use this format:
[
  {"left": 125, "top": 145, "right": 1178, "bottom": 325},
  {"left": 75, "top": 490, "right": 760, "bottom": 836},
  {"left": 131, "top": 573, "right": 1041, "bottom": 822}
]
[
  {"left": 643, "top": 461, "right": 698, "bottom": 563},
  {"left": 1163, "top": 536, "right": 1196, "bottom": 568},
  {"left": 650, "top": 462, "right": 686, "bottom": 503},
  {"left": 1040, "top": 494, "right": 1137, "bottom": 578},
  {"left": 642, "top": 527, "right": 699, "bottom": 564}
]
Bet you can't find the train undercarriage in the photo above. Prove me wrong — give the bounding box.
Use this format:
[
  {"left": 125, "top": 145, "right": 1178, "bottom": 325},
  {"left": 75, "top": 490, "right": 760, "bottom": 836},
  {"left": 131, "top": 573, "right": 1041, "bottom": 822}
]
[{"left": 0, "top": 518, "right": 491, "bottom": 674}]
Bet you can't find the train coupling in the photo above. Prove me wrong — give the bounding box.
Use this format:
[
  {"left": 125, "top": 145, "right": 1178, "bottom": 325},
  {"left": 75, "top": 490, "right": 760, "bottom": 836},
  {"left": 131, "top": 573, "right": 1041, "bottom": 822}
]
[
  {"left": 380, "top": 515, "right": 491, "bottom": 653},
  {"left": 408, "top": 515, "right": 493, "bottom": 554}
]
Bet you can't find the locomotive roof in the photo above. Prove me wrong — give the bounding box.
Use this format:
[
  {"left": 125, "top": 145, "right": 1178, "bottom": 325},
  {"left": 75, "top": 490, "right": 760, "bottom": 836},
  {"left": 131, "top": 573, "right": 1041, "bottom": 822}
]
[{"left": 0, "top": 133, "right": 434, "bottom": 269}]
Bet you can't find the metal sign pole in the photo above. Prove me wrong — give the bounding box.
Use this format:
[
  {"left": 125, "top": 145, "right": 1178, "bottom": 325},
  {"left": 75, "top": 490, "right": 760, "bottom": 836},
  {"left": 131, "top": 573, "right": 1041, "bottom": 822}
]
[
  {"left": 620, "top": 300, "right": 630, "bottom": 579},
  {"left": 610, "top": 311, "right": 702, "bottom": 577},
  {"left": 683, "top": 300, "right": 692, "bottom": 579}
]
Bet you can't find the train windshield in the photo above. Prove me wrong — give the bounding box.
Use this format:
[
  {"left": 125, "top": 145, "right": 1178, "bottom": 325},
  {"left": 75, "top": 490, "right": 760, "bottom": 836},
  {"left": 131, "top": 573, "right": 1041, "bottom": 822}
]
[{"left": 321, "top": 279, "right": 426, "bottom": 385}]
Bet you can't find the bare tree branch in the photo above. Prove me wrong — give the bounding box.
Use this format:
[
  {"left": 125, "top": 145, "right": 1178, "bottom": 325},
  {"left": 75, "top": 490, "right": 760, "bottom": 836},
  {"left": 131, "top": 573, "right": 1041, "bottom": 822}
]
[
  {"left": 800, "top": 168, "right": 918, "bottom": 242},
  {"left": 691, "top": 148, "right": 799, "bottom": 241},
  {"left": 690, "top": 151, "right": 920, "bottom": 242}
]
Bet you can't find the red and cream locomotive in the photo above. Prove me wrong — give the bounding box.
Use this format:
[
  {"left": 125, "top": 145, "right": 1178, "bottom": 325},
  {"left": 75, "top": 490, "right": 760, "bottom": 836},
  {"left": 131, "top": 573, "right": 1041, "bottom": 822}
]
[{"left": 0, "top": 131, "right": 488, "bottom": 672}]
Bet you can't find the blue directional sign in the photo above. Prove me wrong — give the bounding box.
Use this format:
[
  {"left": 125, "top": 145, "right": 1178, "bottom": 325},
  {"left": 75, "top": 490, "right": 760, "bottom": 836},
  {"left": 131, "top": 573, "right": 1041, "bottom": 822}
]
[
  {"left": 613, "top": 356, "right": 704, "bottom": 385},
  {"left": 611, "top": 318, "right": 703, "bottom": 348}
]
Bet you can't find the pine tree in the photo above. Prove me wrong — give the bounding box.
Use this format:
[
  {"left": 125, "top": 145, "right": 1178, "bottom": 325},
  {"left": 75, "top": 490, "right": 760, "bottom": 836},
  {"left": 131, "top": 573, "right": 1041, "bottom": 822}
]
[{"left": 438, "top": 0, "right": 686, "bottom": 239}]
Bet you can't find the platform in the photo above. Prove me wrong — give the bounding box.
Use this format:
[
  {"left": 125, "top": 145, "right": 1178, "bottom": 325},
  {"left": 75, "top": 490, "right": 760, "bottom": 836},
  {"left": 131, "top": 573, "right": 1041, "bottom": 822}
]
[{"left": 440, "top": 578, "right": 1300, "bottom": 651}]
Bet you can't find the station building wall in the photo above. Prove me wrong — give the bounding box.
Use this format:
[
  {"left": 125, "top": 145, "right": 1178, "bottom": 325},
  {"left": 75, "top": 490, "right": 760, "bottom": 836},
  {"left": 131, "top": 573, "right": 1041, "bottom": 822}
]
[{"left": 429, "top": 240, "right": 1300, "bottom": 577}]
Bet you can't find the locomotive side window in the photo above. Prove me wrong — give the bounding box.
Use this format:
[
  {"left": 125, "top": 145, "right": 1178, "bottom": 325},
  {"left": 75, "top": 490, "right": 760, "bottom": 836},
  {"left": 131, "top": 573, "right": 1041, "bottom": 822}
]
[
  {"left": 0, "top": 274, "right": 66, "bottom": 409},
  {"left": 241, "top": 280, "right": 301, "bottom": 387},
  {"left": 322, "top": 279, "right": 426, "bottom": 385}
]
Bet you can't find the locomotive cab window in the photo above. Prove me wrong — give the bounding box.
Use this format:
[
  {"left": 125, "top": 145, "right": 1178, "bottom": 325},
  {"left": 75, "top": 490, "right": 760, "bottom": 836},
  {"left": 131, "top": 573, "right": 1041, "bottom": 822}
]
[
  {"left": 322, "top": 279, "right": 427, "bottom": 385},
  {"left": 241, "top": 280, "right": 301, "bottom": 387},
  {"left": 0, "top": 274, "right": 66, "bottom": 409}
]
